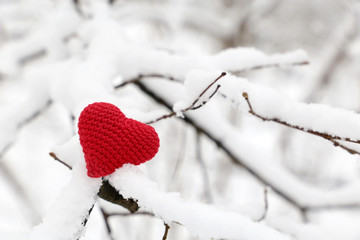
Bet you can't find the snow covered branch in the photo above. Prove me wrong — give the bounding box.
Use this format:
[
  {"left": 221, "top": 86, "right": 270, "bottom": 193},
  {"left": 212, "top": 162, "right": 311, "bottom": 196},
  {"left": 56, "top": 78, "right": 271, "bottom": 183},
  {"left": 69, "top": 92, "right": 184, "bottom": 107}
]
[
  {"left": 133, "top": 76, "right": 360, "bottom": 212},
  {"left": 230, "top": 59, "right": 309, "bottom": 75},
  {"left": 146, "top": 72, "right": 226, "bottom": 124},
  {"left": 3, "top": 2, "right": 360, "bottom": 239},
  {"left": 0, "top": 99, "right": 52, "bottom": 157},
  {"left": 30, "top": 161, "right": 102, "bottom": 240},
  {"left": 110, "top": 165, "right": 291, "bottom": 240},
  {"left": 242, "top": 92, "right": 360, "bottom": 155},
  {"left": 114, "top": 74, "right": 182, "bottom": 88},
  {"left": 49, "top": 152, "right": 140, "bottom": 214}
]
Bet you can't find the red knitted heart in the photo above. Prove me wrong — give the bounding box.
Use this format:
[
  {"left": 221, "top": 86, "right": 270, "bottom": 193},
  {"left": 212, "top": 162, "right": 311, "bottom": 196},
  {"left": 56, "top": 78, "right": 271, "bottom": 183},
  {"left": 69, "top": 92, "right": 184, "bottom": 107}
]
[{"left": 78, "top": 102, "right": 160, "bottom": 178}]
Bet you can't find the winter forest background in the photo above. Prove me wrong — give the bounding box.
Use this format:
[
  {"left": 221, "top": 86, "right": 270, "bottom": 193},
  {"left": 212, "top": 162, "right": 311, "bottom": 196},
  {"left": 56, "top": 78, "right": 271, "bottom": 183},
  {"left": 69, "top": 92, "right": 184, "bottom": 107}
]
[{"left": 1, "top": 0, "right": 360, "bottom": 239}]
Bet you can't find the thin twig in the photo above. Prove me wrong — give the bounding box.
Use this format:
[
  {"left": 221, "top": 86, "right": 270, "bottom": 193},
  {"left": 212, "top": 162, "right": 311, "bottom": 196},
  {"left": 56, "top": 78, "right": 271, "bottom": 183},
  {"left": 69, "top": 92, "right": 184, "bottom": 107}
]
[
  {"left": 133, "top": 81, "right": 303, "bottom": 210},
  {"left": 114, "top": 74, "right": 182, "bottom": 89},
  {"left": 49, "top": 152, "right": 72, "bottom": 169},
  {"left": 300, "top": 207, "right": 309, "bottom": 223},
  {"left": 116, "top": 72, "right": 224, "bottom": 125},
  {"left": 19, "top": 49, "right": 47, "bottom": 66},
  {"left": 170, "top": 127, "right": 187, "bottom": 187},
  {"left": 242, "top": 92, "right": 360, "bottom": 155},
  {"left": 0, "top": 100, "right": 52, "bottom": 157},
  {"left": 132, "top": 81, "right": 360, "bottom": 214},
  {"left": 17, "top": 100, "right": 53, "bottom": 129},
  {"left": 0, "top": 142, "right": 13, "bottom": 158},
  {"left": 231, "top": 61, "right": 309, "bottom": 75},
  {"left": 106, "top": 211, "right": 155, "bottom": 217},
  {"left": 0, "top": 160, "right": 40, "bottom": 223},
  {"left": 73, "top": 0, "right": 84, "bottom": 17},
  {"left": 100, "top": 209, "right": 155, "bottom": 240},
  {"left": 257, "top": 187, "right": 268, "bottom": 222},
  {"left": 100, "top": 208, "right": 114, "bottom": 240},
  {"left": 162, "top": 223, "right": 170, "bottom": 240},
  {"left": 305, "top": 15, "right": 356, "bottom": 103},
  {"left": 191, "top": 72, "right": 226, "bottom": 107},
  {"left": 115, "top": 61, "right": 308, "bottom": 89},
  {"left": 196, "top": 131, "right": 213, "bottom": 203},
  {"left": 146, "top": 72, "right": 226, "bottom": 124},
  {"left": 49, "top": 153, "right": 140, "bottom": 213}
]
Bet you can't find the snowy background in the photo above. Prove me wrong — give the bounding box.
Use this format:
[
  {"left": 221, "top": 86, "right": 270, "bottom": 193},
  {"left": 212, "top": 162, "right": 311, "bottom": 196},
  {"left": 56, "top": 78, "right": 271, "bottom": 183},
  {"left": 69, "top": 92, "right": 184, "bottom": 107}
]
[{"left": 1, "top": 0, "right": 360, "bottom": 239}]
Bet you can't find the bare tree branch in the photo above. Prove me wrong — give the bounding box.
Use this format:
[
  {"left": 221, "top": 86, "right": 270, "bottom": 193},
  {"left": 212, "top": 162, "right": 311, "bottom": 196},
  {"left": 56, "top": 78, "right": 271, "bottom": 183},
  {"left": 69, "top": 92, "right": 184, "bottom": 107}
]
[
  {"left": 49, "top": 152, "right": 72, "bottom": 169},
  {"left": 115, "top": 60, "right": 308, "bottom": 90},
  {"left": 18, "top": 100, "right": 53, "bottom": 128},
  {"left": 132, "top": 80, "right": 303, "bottom": 210},
  {"left": 196, "top": 131, "right": 213, "bottom": 203},
  {"left": 146, "top": 72, "right": 226, "bottom": 124},
  {"left": 231, "top": 60, "right": 309, "bottom": 75},
  {"left": 114, "top": 74, "right": 182, "bottom": 89},
  {"left": 257, "top": 187, "right": 269, "bottom": 222},
  {"left": 98, "top": 180, "right": 140, "bottom": 213},
  {"left": 132, "top": 80, "right": 360, "bottom": 215},
  {"left": 0, "top": 99, "right": 52, "bottom": 157},
  {"left": 73, "top": 0, "right": 85, "bottom": 18},
  {"left": 305, "top": 15, "right": 357, "bottom": 103},
  {"left": 105, "top": 211, "right": 155, "bottom": 217},
  {"left": 0, "top": 142, "right": 13, "bottom": 158},
  {"left": 242, "top": 92, "right": 360, "bottom": 155},
  {"left": 162, "top": 223, "right": 170, "bottom": 240},
  {"left": 100, "top": 208, "right": 115, "bottom": 240},
  {"left": 0, "top": 159, "right": 40, "bottom": 224},
  {"left": 19, "top": 49, "right": 47, "bottom": 66},
  {"left": 49, "top": 152, "right": 140, "bottom": 213}
]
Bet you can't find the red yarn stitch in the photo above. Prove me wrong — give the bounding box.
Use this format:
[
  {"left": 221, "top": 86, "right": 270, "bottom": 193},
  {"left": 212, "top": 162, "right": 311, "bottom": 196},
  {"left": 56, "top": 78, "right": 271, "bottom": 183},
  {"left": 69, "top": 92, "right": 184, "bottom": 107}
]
[{"left": 78, "top": 102, "right": 160, "bottom": 178}]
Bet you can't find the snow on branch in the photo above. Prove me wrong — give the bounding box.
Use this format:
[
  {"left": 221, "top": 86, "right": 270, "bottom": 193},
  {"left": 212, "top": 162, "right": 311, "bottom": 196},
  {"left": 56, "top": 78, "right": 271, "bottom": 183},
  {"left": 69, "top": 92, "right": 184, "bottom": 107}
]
[
  {"left": 110, "top": 165, "right": 291, "bottom": 240},
  {"left": 211, "top": 48, "right": 308, "bottom": 74},
  {"left": 242, "top": 92, "right": 360, "bottom": 155},
  {"left": 49, "top": 137, "right": 140, "bottom": 213},
  {"left": 220, "top": 76, "right": 360, "bottom": 144},
  {"left": 136, "top": 72, "right": 360, "bottom": 210},
  {"left": 0, "top": 8, "right": 81, "bottom": 76},
  {"left": 30, "top": 160, "right": 102, "bottom": 240},
  {"left": 142, "top": 68, "right": 360, "bottom": 152},
  {"left": 0, "top": 97, "right": 52, "bottom": 157},
  {"left": 113, "top": 45, "right": 308, "bottom": 84},
  {"left": 146, "top": 72, "right": 226, "bottom": 124}
]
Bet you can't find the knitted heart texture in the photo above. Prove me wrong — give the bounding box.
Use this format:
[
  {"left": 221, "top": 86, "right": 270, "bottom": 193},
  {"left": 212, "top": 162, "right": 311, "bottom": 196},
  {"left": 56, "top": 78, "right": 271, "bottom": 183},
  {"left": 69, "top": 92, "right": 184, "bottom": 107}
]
[{"left": 78, "top": 102, "right": 160, "bottom": 178}]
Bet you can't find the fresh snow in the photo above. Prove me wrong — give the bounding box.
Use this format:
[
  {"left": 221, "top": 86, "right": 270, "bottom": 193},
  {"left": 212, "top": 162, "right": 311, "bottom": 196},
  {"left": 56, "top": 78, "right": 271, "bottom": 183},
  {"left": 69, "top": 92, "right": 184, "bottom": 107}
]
[
  {"left": 144, "top": 75, "right": 360, "bottom": 208},
  {"left": 110, "top": 165, "right": 291, "bottom": 240},
  {"left": 30, "top": 155, "right": 102, "bottom": 240}
]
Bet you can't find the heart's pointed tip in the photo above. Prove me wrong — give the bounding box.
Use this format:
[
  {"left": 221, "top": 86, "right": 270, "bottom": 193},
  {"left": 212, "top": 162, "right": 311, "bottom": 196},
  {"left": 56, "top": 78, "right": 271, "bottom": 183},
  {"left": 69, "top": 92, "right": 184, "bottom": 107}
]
[
  {"left": 86, "top": 165, "right": 115, "bottom": 178},
  {"left": 87, "top": 172, "right": 102, "bottom": 178}
]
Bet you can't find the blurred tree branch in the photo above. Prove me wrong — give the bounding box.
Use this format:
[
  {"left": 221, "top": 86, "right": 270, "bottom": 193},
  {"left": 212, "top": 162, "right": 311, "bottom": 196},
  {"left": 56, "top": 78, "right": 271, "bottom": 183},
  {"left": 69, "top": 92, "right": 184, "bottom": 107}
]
[
  {"left": 0, "top": 99, "right": 52, "bottom": 157},
  {"left": 115, "top": 74, "right": 182, "bottom": 88},
  {"left": 305, "top": 14, "right": 357, "bottom": 102},
  {"left": 0, "top": 160, "right": 40, "bottom": 224},
  {"left": 257, "top": 187, "right": 269, "bottom": 222},
  {"left": 129, "top": 79, "right": 360, "bottom": 216},
  {"left": 132, "top": 80, "right": 304, "bottom": 210}
]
